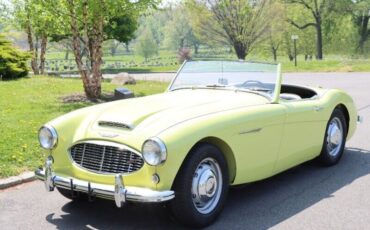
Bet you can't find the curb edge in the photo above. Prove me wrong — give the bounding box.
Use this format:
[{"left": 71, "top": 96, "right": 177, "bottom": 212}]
[{"left": 0, "top": 171, "right": 36, "bottom": 190}]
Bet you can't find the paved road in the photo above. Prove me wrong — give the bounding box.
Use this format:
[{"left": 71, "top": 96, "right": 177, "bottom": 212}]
[{"left": 1, "top": 73, "right": 370, "bottom": 229}]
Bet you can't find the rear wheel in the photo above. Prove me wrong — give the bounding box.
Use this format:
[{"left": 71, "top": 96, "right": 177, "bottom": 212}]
[
  {"left": 317, "top": 108, "right": 348, "bottom": 166},
  {"left": 170, "top": 144, "right": 229, "bottom": 227}
]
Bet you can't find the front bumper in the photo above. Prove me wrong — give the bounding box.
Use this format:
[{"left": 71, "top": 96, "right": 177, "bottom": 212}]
[{"left": 35, "top": 164, "right": 174, "bottom": 207}]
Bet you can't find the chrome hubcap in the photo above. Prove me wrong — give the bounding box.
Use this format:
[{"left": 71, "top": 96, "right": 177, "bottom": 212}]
[
  {"left": 192, "top": 157, "right": 222, "bottom": 214},
  {"left": 326, "top": 117, "right": 343, "bottom": 157}
]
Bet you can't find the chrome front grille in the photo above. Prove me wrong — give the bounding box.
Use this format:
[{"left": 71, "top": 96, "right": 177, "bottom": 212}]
[{"left": 70, "top": 142, "right": 144, "bottom": 174}]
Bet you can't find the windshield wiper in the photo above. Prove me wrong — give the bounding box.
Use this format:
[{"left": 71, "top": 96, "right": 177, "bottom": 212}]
[
  {"left": 170, "top": 86, "right": 198, "bottom": 91},
  {"left": 205, "top": 84, "right": 226, "bottom": 88}
]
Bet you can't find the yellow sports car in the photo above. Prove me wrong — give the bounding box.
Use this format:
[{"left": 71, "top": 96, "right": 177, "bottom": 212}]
[{"left": 36, "top": 61, "right": 359, "bottom": 227}]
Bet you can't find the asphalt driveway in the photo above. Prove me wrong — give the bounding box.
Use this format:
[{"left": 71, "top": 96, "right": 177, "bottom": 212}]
[{"left": 1, "top": 72, "right": 369, "bottom": 229}]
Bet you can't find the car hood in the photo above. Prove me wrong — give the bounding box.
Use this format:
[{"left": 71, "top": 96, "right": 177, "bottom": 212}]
[{"left": 89, "top": 89, "right": 269, "bottom": 136}]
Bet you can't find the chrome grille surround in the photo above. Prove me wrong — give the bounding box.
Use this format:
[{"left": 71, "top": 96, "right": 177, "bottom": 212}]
[{"left": 69, "top": 141, "right": 144, "bottom": 174}]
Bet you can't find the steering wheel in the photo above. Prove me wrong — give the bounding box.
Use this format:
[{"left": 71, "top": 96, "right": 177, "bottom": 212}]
[
  {"left": 239, "top": 80, "right": 272, "bottom": 93},
  {"left": 241, "top": 80, "right": 265, "bottom": 87}
]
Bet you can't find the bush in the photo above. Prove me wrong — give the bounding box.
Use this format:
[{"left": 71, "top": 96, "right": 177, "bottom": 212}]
[
  {"left": 0, "top": 34, "right": 30, "bottom": 80},
  {"left": 177, "top": 47, "right": 191, "bottom": 63}
]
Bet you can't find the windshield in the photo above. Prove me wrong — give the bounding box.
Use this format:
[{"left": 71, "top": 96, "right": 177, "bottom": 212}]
[{"left": 169, "top": 61, "right": 281, "bottom": 101}]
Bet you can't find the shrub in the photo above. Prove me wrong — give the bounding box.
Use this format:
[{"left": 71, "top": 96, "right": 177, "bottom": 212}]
[
  {"left": 177, "top": 47, "right": 191, "bottom": 63},
  {"left": 0, "top": 34, "right": 30, "bottom": 80}
]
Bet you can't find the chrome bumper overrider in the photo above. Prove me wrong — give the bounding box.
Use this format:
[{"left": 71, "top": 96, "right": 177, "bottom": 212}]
[{"left": 35, "top": 161, "right": 174, "bottom": 207}]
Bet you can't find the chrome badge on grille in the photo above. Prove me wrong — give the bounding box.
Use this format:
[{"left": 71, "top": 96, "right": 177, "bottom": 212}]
[{"left": 98, "top": 132, "right": 119, "bottom": 138}]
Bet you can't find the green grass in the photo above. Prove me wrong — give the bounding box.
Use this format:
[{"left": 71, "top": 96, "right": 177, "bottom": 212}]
[
  {"left": 0, "top": 76, "right": 168, "bottom": 178},
  {"left": 280, "top": 57, "right": 370, "bottom": 72}
]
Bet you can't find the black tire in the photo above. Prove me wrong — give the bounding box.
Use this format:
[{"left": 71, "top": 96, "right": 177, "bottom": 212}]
[
  {"left": 317, "top": 108, "right": 348, "bottom": 166},
  {"left": 57, "top": 187, "right": 85, "bottom": 201},
  {"left": 170, "top": 143, "right": 229, "bottom": 227}
]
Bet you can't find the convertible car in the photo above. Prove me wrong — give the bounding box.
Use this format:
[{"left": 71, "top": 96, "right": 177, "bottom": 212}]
[{"left": 36, "top": 60, "right": 360, "bottom": 227}]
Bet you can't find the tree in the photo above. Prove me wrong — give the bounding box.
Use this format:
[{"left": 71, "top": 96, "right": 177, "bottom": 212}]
[
  {"left": 266, "top": 1, "right": 286, "bottom": 61},
  {"left": 0, "top": 34, "right": 31, "bottom": 80},
  {"left": 11, "top": 0, "right": 61, "bottom": 75},
  {"left": 285, "top": 0, "right": 324, "bottom": 59},
  {"left": 164, "top": 5, "right": 200, "bottom": 53},
  {"left": 135, "top": 28, "right": 158, "bottom": 61},
  {"left": 41, "top": 0, "right": 156, "bottom": 99},
  {"left": 104, "top": 13, "right": 138, "bottom": 56},
  {"left": 285, "top": 0, "right": 351, "bottom": 60},
  {"left": 352, "top": 0, "right": 370, "bottom": 53},
  {"left": 187, "top": 0, "right": 274, "bottom": 60}
]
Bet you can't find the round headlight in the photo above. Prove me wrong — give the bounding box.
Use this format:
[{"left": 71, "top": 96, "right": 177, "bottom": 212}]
[
  {"left": 142, "top": 138, "right": 167, "bottom": 166},
  {"left": 38, "top": 125, "right": 58, "bottom": 150}
]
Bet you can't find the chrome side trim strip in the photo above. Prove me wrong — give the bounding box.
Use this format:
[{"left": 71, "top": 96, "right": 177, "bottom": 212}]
[{"left": 239, "top": 128, "right": 262, "bottom": 135}]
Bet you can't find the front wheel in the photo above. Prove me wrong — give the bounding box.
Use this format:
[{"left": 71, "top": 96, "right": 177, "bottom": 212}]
[
  {"left": 317, "top": 108, "right": 348, "bottom": 166},
  {"left": 170, "top": 144, "right": 229, "bottom": 227}
]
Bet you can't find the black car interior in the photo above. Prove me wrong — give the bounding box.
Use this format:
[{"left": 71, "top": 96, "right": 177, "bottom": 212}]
[{"left": 280, "top": 84, "right": 318, "bottom": 100}]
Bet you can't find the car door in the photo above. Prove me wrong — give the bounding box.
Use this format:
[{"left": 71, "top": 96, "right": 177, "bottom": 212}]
[
  {"left": 231, "top": 104, "right": 286, "bottom": 184},
  {"left": 274, "top": 99, "right": 327, "bottom": 173}
]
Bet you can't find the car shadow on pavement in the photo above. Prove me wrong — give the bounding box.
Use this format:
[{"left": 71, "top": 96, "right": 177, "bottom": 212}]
[{"left": 45, "top": 147, "right": 370, "bottom": 230}]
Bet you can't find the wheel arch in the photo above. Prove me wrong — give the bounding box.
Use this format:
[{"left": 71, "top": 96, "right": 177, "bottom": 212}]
[
  {"left": 335, "top": 103, "right": 350, "bottom": 134},
  {"left": 191, "top": 137, "right": 237, "bottom": 184}
]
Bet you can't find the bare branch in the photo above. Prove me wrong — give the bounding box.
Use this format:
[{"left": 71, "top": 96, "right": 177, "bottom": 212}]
[
  {"left": 287, "top": 18, "right": 317, "bottom": 29},
  {"left": 287, "top": 0, "right": 318, "bottom": 19}
]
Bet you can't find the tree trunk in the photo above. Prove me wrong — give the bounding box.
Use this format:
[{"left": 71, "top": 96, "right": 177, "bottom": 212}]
[
  {"left": 110, "top": 46, "right": 116, "bottom": 56},
  {"left": 272, "top": 48, "right": 277, "bottom": 62},
  {"left": 67, "top": 0, "right": 103, "bottom": 99},
  {"left": 26, "top": 22, "right": 39, "bottom": 75},
  {"left": 125, "top": 42, "right": 130, "bottom": 52},
  {"left": 68, "top": 0, "right": 96, "bottom": 99},
  {"left": 110, "top": 40, "right": 119, "bottom": 56},
  {"left": 39, "top": 36, "right": 48, "bottom": 75},
  {"left": 88, "top": 18, "right": 103, "bottom": 99},
  {"left": 179, "top": 38, "right": 185, "bottom": 49},
  {"left": 271, "top": 42, "right": 279, "bottom": 62},
  {"left": 65, "top": 49, "right": 69, "bottom": 60},
  {"left": 358, "top": 16, "right": 369, "bottom": 54},
  {"left": 315, "top": 17, "right": 323, "bottom": 60},
  {"left": 194, "top": 43, "right": 199, "bottom": 54},
  {"left": 234, "top": 42, "right": 247, "bottom": 60}
]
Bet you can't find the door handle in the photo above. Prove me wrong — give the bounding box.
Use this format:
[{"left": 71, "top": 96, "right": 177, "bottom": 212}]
[{"left": 313, "top": 106, "right": 324, "bottom": 112}]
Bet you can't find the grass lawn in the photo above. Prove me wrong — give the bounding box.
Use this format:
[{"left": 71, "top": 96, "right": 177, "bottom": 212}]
[
  {"left": 0, "top": 76, "right": 168, "bottom": 178},
  {"left": 280, "top": 57, "right": 370, "bottom": 72}
]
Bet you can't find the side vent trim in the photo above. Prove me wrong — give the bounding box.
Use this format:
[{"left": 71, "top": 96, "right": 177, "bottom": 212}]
[{"left": 98, "top": 121, "right": 133, "bottom": 130}]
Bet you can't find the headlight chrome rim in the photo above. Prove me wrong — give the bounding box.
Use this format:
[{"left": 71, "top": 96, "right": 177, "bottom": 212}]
[
  {"left": 38, "top": 125, "right": 58, "bottom": 150},
  {"left": 142, "top": 137, "right": 167, "bottom": 166}
]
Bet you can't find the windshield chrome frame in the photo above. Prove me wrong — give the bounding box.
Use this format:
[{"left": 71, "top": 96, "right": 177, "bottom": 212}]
[
  {"left": 167, "top": 60, "right": 187, "bottom": 92},
  {"left": 271, "top": 63, "right": 282, "bottom": 104}
]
